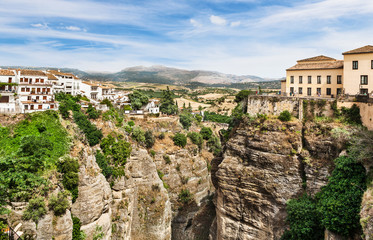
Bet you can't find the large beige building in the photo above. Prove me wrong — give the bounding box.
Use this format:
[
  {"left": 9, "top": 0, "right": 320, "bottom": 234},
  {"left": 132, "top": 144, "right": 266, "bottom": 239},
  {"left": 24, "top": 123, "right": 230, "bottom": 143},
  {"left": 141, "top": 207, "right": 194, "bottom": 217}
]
[{"left": 286, "top": 45, "right": 373, "bottom": 97}]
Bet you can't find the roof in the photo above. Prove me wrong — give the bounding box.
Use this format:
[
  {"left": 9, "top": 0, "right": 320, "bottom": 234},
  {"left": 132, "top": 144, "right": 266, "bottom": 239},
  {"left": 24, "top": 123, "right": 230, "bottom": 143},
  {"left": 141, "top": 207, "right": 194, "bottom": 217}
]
[
  {"left": 47, "top": 70, "right": 79, "bottom": 79},
  {"left": 297, "top": 55, "right": 336, "bottom": 63},
  {"left": 20, "top": 69, "right": 47, "bottom": 76},
  {"left": 46, "top": 73, "right": 58, "bottom": 80},
  {"left": 287, "top": 60, "right": 344, "bottom": 71},
  {"left": 343, "top": 45, "right": 373, "bottom": 55},
  {"left": 0, "top": 69, "right": 15, "bottom": 76},
  {"left": 82, "top": 81, "right": 99, "bottom": 87}
]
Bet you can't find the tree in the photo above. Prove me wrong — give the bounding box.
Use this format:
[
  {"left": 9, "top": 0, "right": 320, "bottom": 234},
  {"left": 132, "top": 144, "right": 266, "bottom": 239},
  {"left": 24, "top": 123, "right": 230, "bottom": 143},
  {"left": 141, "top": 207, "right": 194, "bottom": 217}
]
[
  {"left": 235, "top": 90, "right": 252, "bottom": 103},
  {"left": 160, "top": 86, "right": 178, "bottom": 115},
  {"left": 278, "top": 110, "right": 292, "bottom": 122},
  {"left": 173, "top": 133, "right": 187, "bottom": 147},
  {"left": 179, "top": 112, "right": 193, "bottom": 130},
  {"left": 200, "top": 127, "right": 213, "bottom": 140},
  {"left": 187, "top": 132, "right": 203, "bottom": 149},
  {"left": 23, "top": 197, "right": 47, "bottom": 224},
  {"left": 129, "top": 90, "right": 148, "bottom": 110},
  {"left": 49, "top": 191, "right": 70, "bottom": 216},
  {"left": 87, "top": 104, "right": 100, "bottom": 119},
  {"left": 145, "top": 130, "right": 155, "bottom": 149}
]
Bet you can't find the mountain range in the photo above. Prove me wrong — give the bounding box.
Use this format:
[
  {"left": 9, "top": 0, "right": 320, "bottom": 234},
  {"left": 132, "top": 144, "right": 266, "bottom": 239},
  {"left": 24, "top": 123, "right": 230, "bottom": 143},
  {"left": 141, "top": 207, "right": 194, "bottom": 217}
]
[{"left": 0, "top": 65, "right": 281, "bottom": 86}]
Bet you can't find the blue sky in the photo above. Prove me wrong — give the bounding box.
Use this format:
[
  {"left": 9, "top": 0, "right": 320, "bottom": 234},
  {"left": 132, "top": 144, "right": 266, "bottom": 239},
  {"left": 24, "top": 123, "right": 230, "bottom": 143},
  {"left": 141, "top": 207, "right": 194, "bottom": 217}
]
[{"left": 0, "top": 0, "right": 373, "bottom": 78}]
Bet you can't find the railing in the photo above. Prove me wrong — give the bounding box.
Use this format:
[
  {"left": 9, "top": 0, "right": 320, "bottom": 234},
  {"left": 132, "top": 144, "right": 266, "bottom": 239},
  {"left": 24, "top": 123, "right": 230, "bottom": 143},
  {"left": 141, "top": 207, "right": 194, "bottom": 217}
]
[{"left": 2, "top": 225, "right": 22, "bottom": 240}]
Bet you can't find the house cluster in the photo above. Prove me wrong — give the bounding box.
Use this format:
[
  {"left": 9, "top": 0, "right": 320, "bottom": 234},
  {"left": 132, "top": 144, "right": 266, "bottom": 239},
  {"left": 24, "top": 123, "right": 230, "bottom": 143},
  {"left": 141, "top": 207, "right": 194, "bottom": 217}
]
[
  {"left": 0, "top": 68, "right": 160, "bottom": 115},
  {"left": 283, "top": 45, "right": 373, "bottom": 98}
]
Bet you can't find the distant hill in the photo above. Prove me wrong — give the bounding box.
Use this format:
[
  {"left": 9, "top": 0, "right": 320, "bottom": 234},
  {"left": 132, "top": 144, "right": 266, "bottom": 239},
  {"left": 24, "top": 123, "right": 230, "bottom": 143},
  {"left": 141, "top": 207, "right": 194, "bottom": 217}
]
[{"left": 0, "top": 65, "right": 281, "bottom": 87}]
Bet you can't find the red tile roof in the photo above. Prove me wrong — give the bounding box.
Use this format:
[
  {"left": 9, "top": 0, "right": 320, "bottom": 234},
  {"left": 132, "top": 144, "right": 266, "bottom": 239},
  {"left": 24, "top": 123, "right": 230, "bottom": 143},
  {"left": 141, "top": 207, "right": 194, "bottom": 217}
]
[
  {"left": 0, "top": 69, "right": 15, "bottom": 76},
  {"left": 297, "top": 55, "right": 336, "bottom": 62},
  {"left": 287, "top": 60, "right": 343, "bottom": 71},
  {"left": 342, "top": 45, "right": 373, "bottom": 55},
  {"left": 20, "top": 69, "right": 47, "bottom": 76}
]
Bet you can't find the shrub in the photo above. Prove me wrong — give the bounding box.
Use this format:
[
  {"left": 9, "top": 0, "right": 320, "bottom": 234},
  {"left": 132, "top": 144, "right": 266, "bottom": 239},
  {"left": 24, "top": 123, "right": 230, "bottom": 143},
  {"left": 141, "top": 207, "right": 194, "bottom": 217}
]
[
  {"left": 58, "top": 158, "right": 79, "bottom": 202},
  {"left": 341, "top": 104, "right": 362, "bottom": 125},
  {"left": 316, "top": 156, "right": 366, "bottom": 237},
  {"left": 100, "top": 99, "right": 113, "bottom": 108},
  {"left": 281, "top": 195, "right": 323, "bottom": 240},
  {"left": 23, "top": 197, "right": 47, "bottom": 223},
  {"left": 207, "top": 135, "right": 222, "bottom": 155},
  {"left": 95, "top": 151, "right": 113, "bottom": 179},
  {"left": 49, "top": 191, "right": 70, "bottom": 216},
  {"left": 158, "top": 132, "right": 165, "bottom": 140},
  {"left": 200, "top": 127, "right": 213, "bottom": 140},
  {"left": 163, "top": 155, "right": 171, "bottom": 164},
  {"left": 178, "top": 189, "right": 192, "bottom": 204},
  {"left": 235, "top": 90, "right": 252, "bottom": 103},
  {"left": 278, "top": 110, "right": 292, "bottom": 122},
  {"left": 100, "top": 135, "right": 131, "bottom": 166},
  {"left": 203, "top": 111, "right": 231, "bottom": 124},
  {"left": 195, "top": 114, "right": 202, "bottom": 123},
  {"left": 87, "top": 104, "right": 100, "bottom": 119},
  {"left": 72, "top": 214, "right": 85, "bottom": 240},
  {"left": 128, "top": 120, "right": 135, "bottom": 127},
  {"left": 145, "top": 130, "right": 155, "bottom": 149},
  {"left": 173, "top": 133, "right": 187, "bottom": 147},
  {"left": 132, "top": 127, "right": 145, "bottom": 144},
  {"left": 179, "top": 112, "right": 193, "bottom": 130},
  {"left": 73, "top": 110, "right": 103, "bottom": 146},
  {"left": 187, "top": 132, "right": 203, "bottom": 149}
]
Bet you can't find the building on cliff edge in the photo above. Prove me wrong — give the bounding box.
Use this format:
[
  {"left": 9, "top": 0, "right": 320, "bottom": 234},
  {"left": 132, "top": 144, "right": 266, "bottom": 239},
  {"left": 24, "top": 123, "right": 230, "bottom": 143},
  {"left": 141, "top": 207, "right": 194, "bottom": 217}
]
[{"left": 286, "top": 45, "right": 373, "bottom": 98}]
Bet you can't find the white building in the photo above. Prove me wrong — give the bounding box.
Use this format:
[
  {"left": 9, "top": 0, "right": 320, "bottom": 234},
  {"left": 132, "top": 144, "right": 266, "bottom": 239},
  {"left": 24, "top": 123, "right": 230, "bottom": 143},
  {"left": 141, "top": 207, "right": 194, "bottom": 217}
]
[
  {"left": 81, "top": 81, "right": 102, "bottom": 101},
  {"left": 46, "top": 70, "right": 82, "bottom": 96},
  {"left": 0, "top": 69, "right": 19, "bottom": 113},
  {"left": 144, "top": 99, "right": 160, "bottom": 114},
  {"left": 17, "top": 70, "right": 56, "bottom": 112}
]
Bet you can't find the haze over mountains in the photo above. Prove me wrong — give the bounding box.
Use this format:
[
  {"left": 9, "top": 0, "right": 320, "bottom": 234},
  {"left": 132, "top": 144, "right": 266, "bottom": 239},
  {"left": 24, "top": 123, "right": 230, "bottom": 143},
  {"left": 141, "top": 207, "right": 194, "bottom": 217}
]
[{"left": 1, "top": 65, "right": 281, "bottom": 86}]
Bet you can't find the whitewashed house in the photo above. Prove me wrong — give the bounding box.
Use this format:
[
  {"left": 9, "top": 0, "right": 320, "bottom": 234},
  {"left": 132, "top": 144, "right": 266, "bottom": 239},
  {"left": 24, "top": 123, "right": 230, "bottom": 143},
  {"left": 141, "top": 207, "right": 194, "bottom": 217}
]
[
  {"left": 81, "top": 81, "right": 102, "bottom": 101},
  {"left": 0, "top": 69, "right": 19, "bottom": 113},
  {"left": 144, "top": 99, "right": 160, "bottom": 114},
  {"left": 47, "top": 70, "right": 82, "bottom": 96}
]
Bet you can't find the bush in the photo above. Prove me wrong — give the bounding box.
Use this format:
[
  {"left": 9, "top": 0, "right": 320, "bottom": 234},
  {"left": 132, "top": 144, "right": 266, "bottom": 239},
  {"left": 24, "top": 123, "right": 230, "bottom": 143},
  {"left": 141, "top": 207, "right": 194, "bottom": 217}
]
[
  {"left": 23, "top": 197, "right": 47, "bottom": 223},
  {"left": 207, "top": 135, "right": 222, "bottom": 155},
  {"left": 179, "top": 112, "right": 193, "bottom": 130},
  {"left": 95, "top": 151, "right": 113, "bottom": 179},
  {"left": 173, "top": 133, "right": 187, "bottom": 147},
  {"left": 100, "top": 135, "right": 131, "bottom": 166},
  {"left": 58, "top": 158, "right": 79, "bottom": 202},
  {"left": 200, "top": 127, "right": 213, "bottom": 140},
  {"left": 87, "top": 104, "right": 100, "bottom": 119},
  {"left": 158, "top": 132, "right": 165, "bottom": 140},
  {"left": 316, "top": 156, "right": 366, "bottom": 237},
  {"left": 203, "top": 111, "right": 231, "bottom": 124},
  {"left": 187, "top": 132, "right": 203, "bottom": 149},
  {"left": 178, "top": 189, "right": 192, "bottom": 204},
  {"left": 163, "top": 155, "right": 171, "bottom": 164},
  {"left": 128, "top": 120, "right": 135, "bottom": 127},
  {"left": 341, "top": 104, "right": 362, "bottom": 125},
  {"left": 49, "top": 191, "right": 70, "bottom": 216},
  {"left": 150, "top": 150, "right": 156, "bottom": 157},
  {"left": 278, "top": 110, "right": 292, "bottom": 122},
  {"left": 100, "top": 99, "right": 113, "bottom": 108},
  {"left": 132, "top": 127, "right": 145, "bottom": 144},
  {"left": 145, "top": 130, "right": 155, "bottom": 149},
  {"left": 235, "top": 90, "right": 252, "bottom": 103},
  {"left": 281, "top": 195, "right": 323, "bottom": 240},
  {"left": 72, "top": 214, "right": 85, "bottom": 240},
  {"left": 73, "top": 110, "right": 103, "bottom": 146},
  {"left": 195, "top": 114, "right": 202, "bottom": 123}
]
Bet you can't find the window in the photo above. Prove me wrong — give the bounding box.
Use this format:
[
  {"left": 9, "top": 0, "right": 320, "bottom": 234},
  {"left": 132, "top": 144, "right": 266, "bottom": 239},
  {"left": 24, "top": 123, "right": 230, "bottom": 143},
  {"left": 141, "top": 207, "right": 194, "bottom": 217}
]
[
  {"left": 26, "top": 88, "right": 30, "bottom": 92},
  {"left": 20, "top": 78, "right": 24, "bottom": 82},
  {"left": 35, "top": 78, "right": 39, "bottom": 83},
  {"left": 8, "top": 77, "right": 12, "bottom": 83},
  {"left": 38, "top": 105, "right": 42, "bottom": 110},
  {"left": 361, "top": 89, "right": 368, "bottom": 95},
  {"left": 24, "top": 105, "right": 28, "bottom": 110},
  {"left": 21, "top": 88, "right": 25, "bottom": 92},
  {"left": 43, "top": 96, "right": 47, "bottom": 100},
  {"left": 327, "top": 76, "right": 331, "bottom": 84},
  {"left": 299, "top": 87, "right": 303, "bottom": 95},
  {"left": 361, "top": 75, "right": 368, "bottom": 85},
  {"left": 299, "top": 76, "right": 303, "bottom": 84},
  {"left": 41, "top": 79, "right": 44, "bottom": 83},
  {"left": 337, "top": 75, "right": 342, "bottom": 84},
  {"left": 371, "top": 60, "right": 373, "bottom": 69},
  {"left": 51, "top": 105, "right": 54, "bottom": 109},
  {"left": 307, "top": 88, "right": 311, "bottom": 96},
  {"left": 317, "top": 76, "right": 321, "bottom": 84},
  {"left": 290, "top": 87, "right": 294, "bottom": 94},
  {"left": 30, "top": 105, "right": 34, "bottom": 110},
  {"left": 326, "top": 88, "right": 331, "bottom": 95},
  {"left": 317, "top": 88, "right": 321, "bottom": 95},
  {"left": 290, "top": 76, "right": 294, "bottom": 84},
  {"left": 353, "top": 61, "right": 358, "bottom": 69},
  {"left": 337, "top": 88, "right": 342, "bottom": 95},
  {"left": 308, "top": 76, "right": 312, "bottom": 84},
  {"left": 27, "top": 96, "right": 31, "bottom": 100}
]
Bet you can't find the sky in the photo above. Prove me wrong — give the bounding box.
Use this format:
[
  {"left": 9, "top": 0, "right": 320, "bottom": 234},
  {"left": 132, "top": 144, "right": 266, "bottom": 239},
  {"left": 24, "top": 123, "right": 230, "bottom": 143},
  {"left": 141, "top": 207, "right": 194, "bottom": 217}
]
[{"left": 0, "top": 0, "right": 373, "bottom": 78}]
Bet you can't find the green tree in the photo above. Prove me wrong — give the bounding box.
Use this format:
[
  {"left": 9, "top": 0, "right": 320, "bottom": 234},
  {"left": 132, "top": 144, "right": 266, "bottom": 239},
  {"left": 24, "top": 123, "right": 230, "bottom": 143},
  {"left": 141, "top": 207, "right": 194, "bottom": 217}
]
[
  {"left": 187, "top": 132, "right": 203, "bottom": 149},
  {"left": 235, "top": 90, "right": 252, "bottom": 103},
  {"left": 316, "top": 156, "right": 366, "bottom": 237},
  {"left": 145, "top": 130, "right": 155, "bottom": 149},
  {"left": 160, "top": 86, "right": 178, "bottom": 115},
  {"left": 87, "top": 104, "right": 100, "bottom": 119},
  {"left": 278, "top": 110, "right": 292, "bottom": 122},
  {"left": 48, "top": 191, "right": 70, "bottom": 216},
  {"left": 179, "top": 112, "right": 193, "bottom": 130},
  {"left": 173, "top": 133, "right": 187, "bottom": 147},
  {"left": 200, "top": 127, "right": 213, "bottom": 140},
  {"left": 23, "top": 197, "right": 47, "bottom": 224},
  {"left": 129, "top": 90, "right": 149, "bottom": 110}
]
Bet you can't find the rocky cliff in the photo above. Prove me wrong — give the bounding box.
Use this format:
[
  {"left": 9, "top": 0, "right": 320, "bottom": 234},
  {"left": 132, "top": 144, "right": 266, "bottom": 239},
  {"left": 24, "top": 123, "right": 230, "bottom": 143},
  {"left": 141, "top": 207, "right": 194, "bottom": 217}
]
[{"left": 211, "top": 116, "right": 349, "bottom": 239}]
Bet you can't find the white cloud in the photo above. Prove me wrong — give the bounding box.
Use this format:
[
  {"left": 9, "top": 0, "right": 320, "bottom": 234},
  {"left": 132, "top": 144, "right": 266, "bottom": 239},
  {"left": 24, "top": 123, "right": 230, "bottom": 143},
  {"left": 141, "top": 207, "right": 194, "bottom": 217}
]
[
  {"left": 31, "top": 23, "right": 47, "bottom": 28},
  {"left": 230, "top": 21, "right": 241, "bottom": 27},
  {"left": 190, "top": 19, "right": 202, "bottom": 28},
  {"left": 210, "top": 15, "right": 227, "bottom": 26},
  {"left": 65, "top": 26, "right": 83, "bottom": 31}
]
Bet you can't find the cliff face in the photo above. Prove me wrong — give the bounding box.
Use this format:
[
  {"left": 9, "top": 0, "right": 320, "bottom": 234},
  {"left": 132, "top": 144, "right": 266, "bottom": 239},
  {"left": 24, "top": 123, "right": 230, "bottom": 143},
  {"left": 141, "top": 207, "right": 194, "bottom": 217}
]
[{"left": 211, "top": 117, "right": 348, "bottom": 239}]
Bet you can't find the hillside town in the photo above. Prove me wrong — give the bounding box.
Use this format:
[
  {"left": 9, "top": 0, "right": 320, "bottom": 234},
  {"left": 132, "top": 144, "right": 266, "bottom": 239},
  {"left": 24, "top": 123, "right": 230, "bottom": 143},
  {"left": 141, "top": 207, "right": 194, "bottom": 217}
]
[{"left": 0, "top": 69, "right": 160, "bottom": 114}]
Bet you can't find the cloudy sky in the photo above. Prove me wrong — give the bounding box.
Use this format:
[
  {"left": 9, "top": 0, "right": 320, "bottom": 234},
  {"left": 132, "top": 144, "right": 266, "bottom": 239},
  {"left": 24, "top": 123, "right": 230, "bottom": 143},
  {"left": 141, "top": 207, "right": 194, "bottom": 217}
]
[{"left": 0, "top": 0, "right": 373, "bottom": 78}]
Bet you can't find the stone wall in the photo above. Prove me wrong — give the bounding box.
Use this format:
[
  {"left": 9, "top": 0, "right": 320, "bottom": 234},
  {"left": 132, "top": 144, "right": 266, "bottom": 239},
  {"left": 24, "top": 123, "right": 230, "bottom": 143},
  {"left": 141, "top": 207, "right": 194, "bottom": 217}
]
[{"left": 338, "top": 101, "right": 373, "bottom": 130}]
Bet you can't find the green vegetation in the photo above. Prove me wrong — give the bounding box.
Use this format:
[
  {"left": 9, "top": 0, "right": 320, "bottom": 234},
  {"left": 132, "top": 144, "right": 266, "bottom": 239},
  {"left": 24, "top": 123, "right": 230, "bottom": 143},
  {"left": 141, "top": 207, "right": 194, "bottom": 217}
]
[
  {"left": 281, "top": 195, "right": 323, "bottom": 240},
  {"left": 340, "top": 104, "right": 362, "bottom": 125},
  {"left": 100, "top": 98, "right": 113, "bottom": 108},
  {"left": 187, "top": 132, "right": 203, "bottom": 149},
  {"left": 0, "top": 111, "right": 69, "bottom": 210},
  {"left": 73, "top": 110, "right": 103, "bottom": 146},
  {"left": 203, "top": 111, "right": 231, "bottom": 124},
  {"left": 87, "top": 104, "right": 100, "bottom": 119},
  {"left": 207, "top": 135, "right": 222, "bottom": 155},
  {"left": 129, "top": 90, "right": 149, "bottom": 110},
  {"left": 178, "top": 189, "right": 192, "bottom": 204},
  {"left": 93, "top": 225, "right": 104, "bottom": 240},
  {"left": 72, "top": 214, "right": 86, "bottom": 240},
  {"left": 173, "top": 133, "right": 187, "bottom": 147},
  {"left": 95, "top": 151, "right": 113, "bottom": 179},
  {"left": 23, "top": 197, "right": 47, "bottom": 224},
  {"left": 282, "top": 156, "right": 366, "bottom": 239},
  {"left": 144, "top": 130, "right": 155, "bottom": 149},
  {"left": 160, "top": 86, "right": 178, "bottom": 115},
  {"left": 278, "top": 110, "right": 292, "bottom": 122},
  {"left": 200, "top": 127, "right": 213, "bottom": 140},
  {"left": 316, "top": 156, "right": 366, "bottom": 236},
  {"left": 58, "top": 157, "right": 80, "bottom": 202},
  {"left": 163, "top": 155, "right": 171, "bottom": 164},
  {"left": 235, "top": 89, "right": 252, "bottom": 102},
  {"left": 131, "top": 126, "right": 145, "bottom": 144},
  {"left": 179, "top": 112, "right": 193, "bottom": 130},
  {"left": 56, "top": 92, "right": 81, "bottom": 119},
  {"left": 49, "top": 191, "right": 70, "bottom": 216}
]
